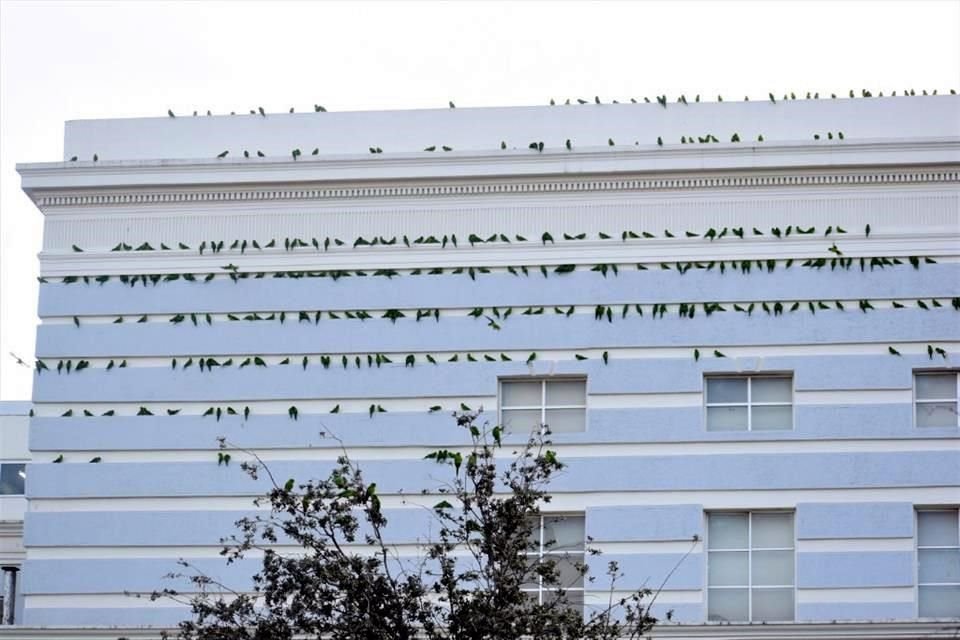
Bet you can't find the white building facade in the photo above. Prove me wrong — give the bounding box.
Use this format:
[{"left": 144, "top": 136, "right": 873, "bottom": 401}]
[{"left": 10, "top": 96, "right": 960, "bottom": 637}]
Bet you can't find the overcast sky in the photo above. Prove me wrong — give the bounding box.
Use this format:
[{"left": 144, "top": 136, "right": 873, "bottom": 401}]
[{"left": 1, "top": 0, "right": 958, "bottom": 400}]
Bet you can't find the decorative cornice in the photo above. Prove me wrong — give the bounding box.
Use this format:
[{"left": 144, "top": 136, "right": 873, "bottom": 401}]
[
  {"left": 17, "top": 138, "right": 960, "bottom": 209},
  {"left": 26, "top": 166, "right": 960, "bottom": 209}
]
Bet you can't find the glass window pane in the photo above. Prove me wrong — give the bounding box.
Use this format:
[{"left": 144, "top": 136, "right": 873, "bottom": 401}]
[
  {"left": 919, "top": 585, "right": 960, "bottom": 618},
  {"left": 544, "top": 588, "right": 584, "bottom": 608},
  {"left": 916, "top": 402, "right": 958, "bottom": 428},
  {"left": 916, "top": 374, "right": 957, "bottom": 400},
  {"left": 502, "top": 381, "right": 542, "bottom": 407},
  {"left": 707, "top": 378, "right": 748, "bottom": 404},
  {"left": 918, "top": 511, "right": 960, "bottom": 546},
  {"left": 751, "top": 405, "right": 792, "bottom": 431},
  {"left": 543, "top": 516, "right": 584, "bottom": 551},
  {"left": 752, "top": 588, "right": 794, "bottom": 621},
  {"left": 545, "top": 381, "right": 586, "bottom": 406},
  {"left": 752, "top": 550, "right": 794, "bottom": 586},
  {"left": 0, "top": 464, "right": 25, "bottom": 495},
  {"left": 537, "top": 555, "right": 584, "bottom": 589},
  {"left": 502, "top": 409, "right": 542, "bottom": 431},
  {"left": 709, "top": 514, "right": 749, "bottom": 549},
  {"left": 707, "top": 406, "right": 748, "bottom": 431},
  {"left": 752, "top": 378, "right": 792, "bottom": 403},
  {"left": 526, "top": 518, "right": 542, "bottom": 548},
  {"left": 708, "top": 588, "right": 748, "bottom": 622},
  {"left": 752, "top": 513, "right": 794, "bottom": 549},
  {"left": 919, "top": 549, "right": 960, "bottom": 584},
  {"left": 544, "top": 408, "right": 585, "bottom": 433},
  {"left": 708, "top": 551, "right": 748, "bottom": 586}
]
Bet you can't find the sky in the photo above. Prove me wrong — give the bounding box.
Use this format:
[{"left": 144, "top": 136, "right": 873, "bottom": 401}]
[{"left": 1, "top": 0, "right": 958, "bottom": 400}]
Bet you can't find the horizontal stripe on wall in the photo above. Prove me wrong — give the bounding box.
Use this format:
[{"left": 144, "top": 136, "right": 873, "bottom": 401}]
[
  {"left": 25, "top": 508, "right": 439, "bottom": 547},
  {"left": 30, "top": 352, "right": 952, "bottom": 404},
  {"left": 21, "top": 553, "right": 703, "bottom": 596},
  {"left": 23, "top": 607, "right": 191, "bottom": 627},
  {"left": 26, "top": 507, "right": 704, "bottom": 548},
  {"left": 20, "top": 600, "right": 708, "bottom": 627},
  {"left": 797, "top": 502, "right": 915, "bottom": 539},
  {"left": 25, "top": 451, "right": 960, "bottom": 499},
  {"left": 586, "top": 505, "right": 703, "bottom": 542},
  {"left": 37, "top": 264, "right": 958, "bottom": 317},
  {"left": 35, "top": 308, "right": 959, "bottom": 359},
  {"left": 29, "top": 405, "right": 959, "bottom": 453},
  {"left": 588, "top": 552, "right": 704, "bottom": 591},
  {"left": 27, "top": 487, "right": 960, "bottom": 514},
  {"left": 797, "top": 601, "right": 916, "bottom": 622},
  {"left": 797, "top": 552, "right": 914, "bottom": 588}
]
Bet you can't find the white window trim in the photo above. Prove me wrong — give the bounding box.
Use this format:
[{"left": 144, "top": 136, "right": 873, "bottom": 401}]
[
  {"left": 705, "top": 510, "right": 797, "bottom": 623},
  {"left": 498, "top": 377, "right": 588, "bottom": 432},
  {"left": 521, "top": 513, "right": 586, "bottom": 606},
  {"left": 912, "top": 370, "right": 960, "bottom": 428},
  {"left": 703, "top": 374, "right": 795, "bottom": 432},
  {"left": 915, "top": 507, "right": 960, "bottom": 619}
]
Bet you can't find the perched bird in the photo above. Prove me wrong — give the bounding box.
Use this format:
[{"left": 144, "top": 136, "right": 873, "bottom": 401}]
[
  {"left": 53, "top": 454, "right": 64, "bottom": 463},
  {"left": 69, "top": 156, "right": 77, "bottom": 161},
  {"left": 566, "top": 139, "right": 572, "bottom": 150},
  {"left": 657, "top": 136, "right": 663, "bottom": 146},
  {"left": 500, "top": 141, "right": 507, "bottom": 149},
  {"left": 168, "top": 109, "right": 175, "bottom": 118},
  {"left": 608, "top": 138, "right": 615, "bottom": 146},
  {"left": 424, "top": 145, "right": 436, "bottom": 152},
  {"left": 888, "top": 346, "right": 902, "bottom": 356},
  {"left": 442, "top": 145, "right": 452, "bottom": 151},
  {"left": 217, "top": 150, "right": 229, "bottom": 158},
  {"left": 449, "top": 101, "right": 455, "bottom": 108},
  {"left": 93, "top": 154, "right": 98, "bottom": 161},
  {"left": 243, "top": 150, "right": 250, "bottom": 158},
  {"left": 258, "top": 106, "right": 266, "bottom": 117},
  {"left": 257, "top": 151, "right": 265, "bottom": 157},
  {"left": 89, "top": 457, "right": 102, "bottom": 463}
]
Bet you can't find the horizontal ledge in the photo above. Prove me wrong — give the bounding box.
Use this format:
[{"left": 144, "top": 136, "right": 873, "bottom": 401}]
[
  {"left": 37, "top": 234, "right": 960, "bottom": 277},
  {"left": 1, "top": 621, "right": 956, "bottom": 639}
]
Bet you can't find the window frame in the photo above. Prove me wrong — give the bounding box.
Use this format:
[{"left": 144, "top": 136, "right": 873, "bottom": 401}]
[
  {"left": 912, "top": 370, "right": 960, "bottom": 429},
  {"left": 521, "top": 513, "right": 586, "bottom": 608},
  {"left": 915, "top": 507, "right": 960, "bottom": 618},
  {"left": 703, "top": 373, "right": 795, "bottom": 432},
  {"left": 0, "top": 463, "right": 26, "bottom": 496},
  {"left": 498, "top": 377, "right": 588, "bottom": 433},
  {"left": 705, "top": 510, "right": 797, "bottom": 623}
]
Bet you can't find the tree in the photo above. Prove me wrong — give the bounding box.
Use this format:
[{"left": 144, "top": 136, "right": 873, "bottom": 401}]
[{"left": 153, "top": 411, "right": 673, "bottom": 639}]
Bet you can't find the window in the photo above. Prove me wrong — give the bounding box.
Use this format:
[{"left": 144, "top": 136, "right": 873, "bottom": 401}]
[
  {"left": 705, "top": 375, "right": 793, "bottom": 431},
  {"left": 500, "top": 379, "right": 586, "bottom": 433},
  {"left": 0, "top": 465, "right": 25, "bottom": 495},
  {"left": 707, "top": 511, "right": 795, "bottom": 622},
  {"left": 915, "top": 372, "right": 959, "bottom": 428},
  {"left": 522, "top": 515, "right": 585, "bottom": 608},
  {"left": 917, "top": 509, "right": 960, "bottom": 618}
]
